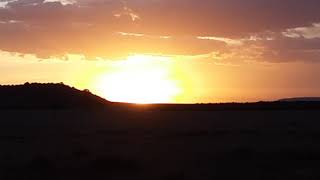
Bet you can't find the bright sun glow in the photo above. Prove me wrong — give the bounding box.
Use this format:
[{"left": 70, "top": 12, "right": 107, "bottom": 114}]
[{"left": 94, "top": 55, "right": 181, "bottom": 104}]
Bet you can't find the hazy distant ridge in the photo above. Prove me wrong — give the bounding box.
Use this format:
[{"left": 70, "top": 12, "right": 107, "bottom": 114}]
[{"left": 279, "top": 97, "right": 320, "bottom": 102}]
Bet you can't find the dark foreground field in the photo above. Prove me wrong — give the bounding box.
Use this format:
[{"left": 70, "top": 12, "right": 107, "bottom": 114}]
[
  {"left": 1, "top": 108, "right": 320, "bottom": 180},
  {"left": 1, "top": 84, "right": 320, "bottom": 179}
]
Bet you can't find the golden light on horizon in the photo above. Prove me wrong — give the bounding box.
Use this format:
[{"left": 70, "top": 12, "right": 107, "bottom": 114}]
[{"left": 94, "top": 55, "right": 182, "bottom": 104}]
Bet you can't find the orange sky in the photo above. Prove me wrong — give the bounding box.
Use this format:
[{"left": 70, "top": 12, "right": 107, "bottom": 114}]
[{"left": 1, "top": 0, "right": 320, "bottom": 103}]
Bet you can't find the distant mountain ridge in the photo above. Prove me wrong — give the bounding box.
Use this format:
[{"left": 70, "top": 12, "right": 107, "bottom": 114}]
[
  {"left": 279, "top": 97, "right": 320, "bottom": 102},
  {"left": 0, "top": 83, "right": 110, "bottom": 109}
]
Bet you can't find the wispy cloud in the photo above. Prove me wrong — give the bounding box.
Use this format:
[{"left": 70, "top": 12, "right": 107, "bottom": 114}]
[
  {"left": 117, "top": 32, "right": 144, "bottom": 37},
  {"left": 197, "top": 36, "right": 243, "bottom": 46},
  {"left": 283, "top": 23, "right": 320, "bottom": 39},
  {"left": 0, "top": 0, "right": 17, "bottom": 8},
  {"left": 43, "top": 0, "right": 77, "bottom": 6},
  {"left": 117, "top": 31, "right": 171, "bottom": 39},
  {"left": 113, "top": 1, "right": 140, "bottom": 21}
]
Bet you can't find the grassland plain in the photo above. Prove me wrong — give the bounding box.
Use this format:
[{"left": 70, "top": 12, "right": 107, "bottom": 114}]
[{"left": 1, "top": 109, "right": 320, "bottom": 179}]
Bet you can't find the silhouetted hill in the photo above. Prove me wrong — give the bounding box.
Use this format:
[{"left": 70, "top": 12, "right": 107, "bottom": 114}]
[
  {"left": 1, "top": 83, "right": 320, "bottom": 110},
  {"left": 279, "top": 97, "right": 320, "bottom": 102},
  {"left": 0, "top": 83, "right": 111, "bottom": 109}
]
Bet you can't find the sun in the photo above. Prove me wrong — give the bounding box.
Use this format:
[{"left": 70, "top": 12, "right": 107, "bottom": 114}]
[{"left": 94, "top": 55, "right": 181, "bottom": 104}]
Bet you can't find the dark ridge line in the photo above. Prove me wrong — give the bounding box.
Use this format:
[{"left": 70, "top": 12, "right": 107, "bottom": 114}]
[{"left": 0, "top": 83, "right": 320, "bottom": 110}]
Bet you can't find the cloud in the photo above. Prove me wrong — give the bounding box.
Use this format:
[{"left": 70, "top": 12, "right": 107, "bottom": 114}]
[
  {"left": 130, "top": 0, "right": 320, "bottom": 37},
  {"left": 117, "top": 32, "right": 145, "bottom": 37},
  {"left": 43, "top": 0, "right": 76, "bottom": 6},
  {"left": 0, "top": 0, "right": 18, "bottom": 8},
  {"left": 0, "top": 0, "right": 320, "bottom": 62},
  {"left": 283, "top": 23, "right": 320, "bottom": 39},
  {"left": 197, "top": 36, "right": 243, "bottom": 46},
  {"left": 113, "top": 1, "right": 140, "bottom": 21},
  {"left": 258, "top": 36, "right": 320, "bottom": 62}
]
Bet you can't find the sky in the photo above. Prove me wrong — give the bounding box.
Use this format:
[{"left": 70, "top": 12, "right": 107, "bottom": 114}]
[{"left": 1, "top": 0, "right": 320, "bottom": 103}]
